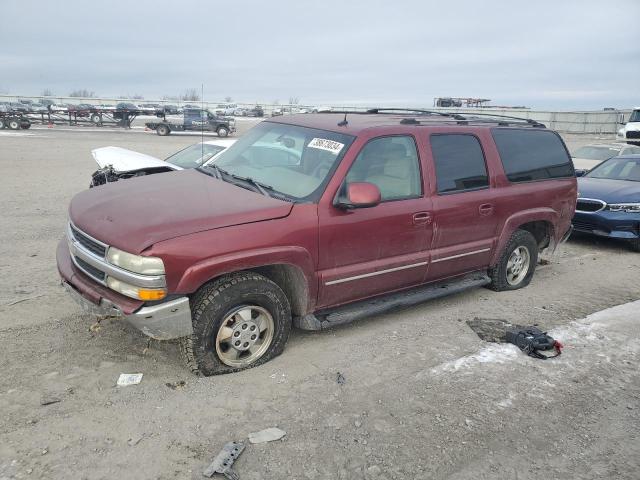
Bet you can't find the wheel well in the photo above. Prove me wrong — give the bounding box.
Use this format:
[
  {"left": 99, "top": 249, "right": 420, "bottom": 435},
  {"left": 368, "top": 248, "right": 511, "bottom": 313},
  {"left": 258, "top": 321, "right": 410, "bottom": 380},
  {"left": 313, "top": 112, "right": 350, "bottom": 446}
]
[
  {"left": 248, "top": 264, "right": 309, "bottom": 317},
  {"left": 518, "top": 221, "right": 553, "bottom": 248}
]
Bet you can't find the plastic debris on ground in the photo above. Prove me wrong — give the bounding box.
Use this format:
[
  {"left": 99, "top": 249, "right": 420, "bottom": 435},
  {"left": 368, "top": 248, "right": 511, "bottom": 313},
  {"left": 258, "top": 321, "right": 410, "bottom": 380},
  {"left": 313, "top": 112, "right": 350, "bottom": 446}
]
[
  {"left": 248, "top": 427, "right": 286, "bottom": 444},
  {"left": 116, "top": 373, "right": 143, "bottom": 386}
]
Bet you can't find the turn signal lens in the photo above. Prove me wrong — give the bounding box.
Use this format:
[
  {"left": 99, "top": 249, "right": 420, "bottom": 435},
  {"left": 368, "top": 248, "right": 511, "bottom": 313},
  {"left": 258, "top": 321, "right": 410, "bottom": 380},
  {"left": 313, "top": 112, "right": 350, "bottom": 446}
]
[{"left": 137, "top": 289, "right": 167, "bottom": 301}]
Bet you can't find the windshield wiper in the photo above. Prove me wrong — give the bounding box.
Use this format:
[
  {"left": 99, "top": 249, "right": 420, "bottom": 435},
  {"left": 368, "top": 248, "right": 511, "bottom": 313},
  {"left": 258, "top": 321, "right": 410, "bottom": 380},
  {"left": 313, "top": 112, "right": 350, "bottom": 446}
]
[{"left": 207, "top": 165, "right": 273, "bottom": 197}]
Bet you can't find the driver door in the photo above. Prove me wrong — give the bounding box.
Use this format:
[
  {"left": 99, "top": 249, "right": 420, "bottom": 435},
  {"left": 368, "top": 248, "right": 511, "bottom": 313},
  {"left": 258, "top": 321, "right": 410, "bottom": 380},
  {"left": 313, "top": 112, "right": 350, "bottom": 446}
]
[{"left": 317, "top": 135, "right": 432, "bottom": 308}]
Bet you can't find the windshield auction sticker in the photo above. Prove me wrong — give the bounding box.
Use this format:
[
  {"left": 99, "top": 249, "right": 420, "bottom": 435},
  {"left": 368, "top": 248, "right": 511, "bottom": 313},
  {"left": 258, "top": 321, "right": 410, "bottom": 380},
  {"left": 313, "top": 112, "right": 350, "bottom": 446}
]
[{"left": 308, "top": 138, "right": 344, "bottom": 155}]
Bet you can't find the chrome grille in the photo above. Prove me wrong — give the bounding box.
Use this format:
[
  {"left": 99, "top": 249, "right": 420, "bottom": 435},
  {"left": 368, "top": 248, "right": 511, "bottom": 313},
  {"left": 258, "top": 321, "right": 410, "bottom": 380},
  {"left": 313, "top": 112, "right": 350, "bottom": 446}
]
[
  {"left": 626, "top": 131, "right": 640, "bottom": 139},
  {"left": 70, "top": 224, "right": 107, "bottom": 257},
  {"left": 576, "top": 199, "right": 606, "bottom": 213}
]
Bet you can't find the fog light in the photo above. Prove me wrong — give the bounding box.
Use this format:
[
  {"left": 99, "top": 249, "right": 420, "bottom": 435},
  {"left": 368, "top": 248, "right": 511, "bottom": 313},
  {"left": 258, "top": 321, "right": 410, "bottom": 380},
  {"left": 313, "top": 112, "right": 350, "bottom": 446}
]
[{"left": 107, "top": 277, "right": 166, "bottom": 301}]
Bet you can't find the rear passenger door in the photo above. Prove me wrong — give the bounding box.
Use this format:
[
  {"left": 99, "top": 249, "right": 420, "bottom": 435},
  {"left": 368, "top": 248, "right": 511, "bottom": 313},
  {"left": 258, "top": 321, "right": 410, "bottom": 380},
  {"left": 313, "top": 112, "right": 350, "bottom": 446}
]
[{"left": 424, "top": 133, "right": 499, "bottom": 280}]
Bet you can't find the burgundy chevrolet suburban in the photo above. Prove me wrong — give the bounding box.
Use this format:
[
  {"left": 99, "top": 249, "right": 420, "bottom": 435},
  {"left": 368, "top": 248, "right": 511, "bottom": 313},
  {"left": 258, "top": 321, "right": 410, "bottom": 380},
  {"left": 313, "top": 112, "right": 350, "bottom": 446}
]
[{"left": 57, "top": 110, "right": 577, "bottom": 375}]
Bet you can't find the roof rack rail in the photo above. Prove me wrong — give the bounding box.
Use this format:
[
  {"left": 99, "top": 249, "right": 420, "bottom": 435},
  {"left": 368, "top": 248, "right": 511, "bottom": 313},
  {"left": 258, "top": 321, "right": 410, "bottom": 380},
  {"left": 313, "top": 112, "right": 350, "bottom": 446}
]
[
  {"left": 365, "top": 107, "right": 466, "bottom": 120},
  {"left": 452, "top": 111, "right": 545, "bottom": 127},
  {"left": 315, "top": 108, "right": 546, "bottom": 128}
]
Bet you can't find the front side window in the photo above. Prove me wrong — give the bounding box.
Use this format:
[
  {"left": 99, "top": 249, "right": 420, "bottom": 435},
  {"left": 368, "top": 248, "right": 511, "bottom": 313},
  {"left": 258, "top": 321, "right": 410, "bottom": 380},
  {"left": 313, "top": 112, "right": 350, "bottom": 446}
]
[
  {"left": 208, "top": 122, "right": 354, "bottom": 201},
  {"left": 345, "top": 136, "right": 422, "bottom": 201},
  {"left": 492, "top": 128, "right": 574, "bottom": 182},
  {"left": 430, "top": 134, "right": 489, "bottom": 194},
  {"left": 165, "top": 143, "right": 226, "bottom": 169}
]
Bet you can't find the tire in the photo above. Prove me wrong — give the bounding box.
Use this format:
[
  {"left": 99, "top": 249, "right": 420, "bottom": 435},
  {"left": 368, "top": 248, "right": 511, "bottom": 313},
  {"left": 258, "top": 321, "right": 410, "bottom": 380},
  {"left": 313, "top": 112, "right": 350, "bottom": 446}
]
[
  {"left": 21, "top": 123, "right": 31, "bottom": 129},
  {"left": 0, "top": 119, "right": 5, "bottom": 129},
  {"left": 488, "top": 229, "right": 538, "bottom": 291},
  {"left": 156, "top": 125, "right": 170, "bottom": 136},
  {"left": 217, "top": 126, "right": 229, "bottom": 137},
  {"left": 90, "top": 113, "right": 101, "bottom": 124},
  {"left": 8, "top": 118, "right": 20, "bottom": 130},
  {"left": 179, "top": 272, "right": 292, "bottom": 376}
]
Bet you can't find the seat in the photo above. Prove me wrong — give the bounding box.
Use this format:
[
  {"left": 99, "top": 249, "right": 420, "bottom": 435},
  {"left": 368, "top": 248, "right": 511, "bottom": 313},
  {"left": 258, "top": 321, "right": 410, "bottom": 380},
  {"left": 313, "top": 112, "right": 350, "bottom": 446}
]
[{"left": 367, "top": 143, "right": 420, "bottom": 199}]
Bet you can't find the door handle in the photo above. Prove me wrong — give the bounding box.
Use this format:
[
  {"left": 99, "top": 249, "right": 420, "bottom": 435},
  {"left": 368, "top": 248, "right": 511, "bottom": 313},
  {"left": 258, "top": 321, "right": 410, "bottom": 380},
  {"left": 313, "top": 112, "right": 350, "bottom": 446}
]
[
  {"left": 478, "top": 203, "right": 494, "bottom": 216},
  {"left": 413, "top": 212, "right": 432, "bottom": 225}
]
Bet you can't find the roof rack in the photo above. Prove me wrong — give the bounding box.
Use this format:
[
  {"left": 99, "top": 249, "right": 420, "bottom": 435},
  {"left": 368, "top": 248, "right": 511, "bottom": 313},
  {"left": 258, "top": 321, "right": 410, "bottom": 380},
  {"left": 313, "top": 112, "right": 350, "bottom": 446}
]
[
  {"left": 318, "top": 108, "right": 546, "bottom": 128},
  {"left": 365, "top": 107, "right": 466, "bottom": 121}
]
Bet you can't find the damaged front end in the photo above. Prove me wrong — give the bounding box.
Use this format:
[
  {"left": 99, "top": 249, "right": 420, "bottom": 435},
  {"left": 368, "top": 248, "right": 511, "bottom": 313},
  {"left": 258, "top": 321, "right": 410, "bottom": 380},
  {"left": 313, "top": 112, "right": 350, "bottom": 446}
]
[{"left": 90, "top": 165, "right": 171, "bottom": 187}]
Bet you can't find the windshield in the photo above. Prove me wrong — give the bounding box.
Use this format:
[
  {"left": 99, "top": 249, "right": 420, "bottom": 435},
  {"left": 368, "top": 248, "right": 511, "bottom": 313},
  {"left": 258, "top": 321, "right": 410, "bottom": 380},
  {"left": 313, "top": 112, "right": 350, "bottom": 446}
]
[
  {"left": 205, "top": 122, "right": 355, "bottom": 201},
  {"left": 165, "top": 143, "right": 226, "bottom": 169},
  {"left": 572, "top": 146, "right": 621, "bottom": 161},
  {"left": 586, "top": 157, "right": 640, "bottom": 181},
  {"left": 629, "top": 110, "right": 640, "bottom": 123}
]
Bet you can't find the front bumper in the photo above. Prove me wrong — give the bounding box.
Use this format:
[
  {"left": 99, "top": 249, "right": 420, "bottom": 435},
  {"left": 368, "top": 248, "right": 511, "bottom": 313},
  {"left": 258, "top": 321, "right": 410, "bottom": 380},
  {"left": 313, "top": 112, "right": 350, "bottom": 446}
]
[
  {"left": 57, "top": 237, "right": 193, "bottom": 340},
  {"left": 572, "top": 211, "right": 640, "bottom": 240}
]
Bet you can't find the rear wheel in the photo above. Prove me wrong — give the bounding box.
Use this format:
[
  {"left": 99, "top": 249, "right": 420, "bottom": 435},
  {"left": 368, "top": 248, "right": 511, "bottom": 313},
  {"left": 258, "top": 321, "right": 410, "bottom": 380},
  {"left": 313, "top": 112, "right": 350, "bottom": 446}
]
[
  {"left": 21, "top": 123, "right": 31, "bottom": 129},
  {"left": 8, "top": 118, "right": 20, "bottom": 130},
  {"left": 90, "top": 113, "right": 101, "bottom": 124},
  {"left": 179, "top": 272, "right": 292, "bottom": 376},
  {"left": 156, "top": 124, "right": 170, "bottom": 136},
  {"left": 217, "top": 126, "right": 229, "bottom": 137},
  {"left": 488, "top": 229, "right": 538, "bottom": 291}
]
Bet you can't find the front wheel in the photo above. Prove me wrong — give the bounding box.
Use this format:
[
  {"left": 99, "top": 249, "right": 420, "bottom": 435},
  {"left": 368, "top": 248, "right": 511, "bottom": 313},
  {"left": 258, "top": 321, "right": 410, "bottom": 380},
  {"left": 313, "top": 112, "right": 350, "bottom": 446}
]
[
  {"left": 217, "top": 126, "right": 229, "bottom": 137},
  {"left": 8, "top": 118, "right": 21, "bottom": 130},
  {"left": 488, "top": 229, "right": 538, "bottom": 291},
  {"left": 156, "top": 125, "right": 170, "bottom": 136},
  {"left": 179, "top": 272, "right": 292, "bottom": 376}
]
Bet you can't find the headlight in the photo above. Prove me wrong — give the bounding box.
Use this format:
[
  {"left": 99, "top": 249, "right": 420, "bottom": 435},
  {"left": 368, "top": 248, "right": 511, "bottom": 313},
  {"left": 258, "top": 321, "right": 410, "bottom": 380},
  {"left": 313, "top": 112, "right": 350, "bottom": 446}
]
[
  {"left": 608, "top": 203, "right": 640, "bottom": 213},
  {"left": 106, "top": 247, "right": 165, "bottom": 275},
  {"left": 107, "top": 277, "right": 166, "bottom": 301}
]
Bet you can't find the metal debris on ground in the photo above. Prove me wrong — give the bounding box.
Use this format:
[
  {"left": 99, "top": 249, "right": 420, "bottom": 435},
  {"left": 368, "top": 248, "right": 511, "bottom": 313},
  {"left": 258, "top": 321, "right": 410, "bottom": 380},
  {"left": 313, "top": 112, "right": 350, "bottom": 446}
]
[
  {"left": 203, "top": 440, "right": 245, "bottom": 479},
  {"left": 127, "top": 435, "right": 144, "bottom": 446},
  {"left": 40, "top": 396, "right": 62, "bottom": 406},
  {"left": 336, "top": 372, "right": 346, "bottom": 385},
  {"left": 248, "top": 427, "right": 287, "bottom": 444},
  {"left": 116, "top": 373, "right": 143, "bottom": 386}
]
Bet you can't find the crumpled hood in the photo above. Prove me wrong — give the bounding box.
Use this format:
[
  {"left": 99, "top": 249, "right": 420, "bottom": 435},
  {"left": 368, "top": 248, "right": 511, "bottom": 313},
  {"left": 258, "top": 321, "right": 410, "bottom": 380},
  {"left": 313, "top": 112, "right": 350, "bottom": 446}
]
[
  {"left": 577, "top": 177, "right": 640, "bottom": 204},
  {"left": 69, "top": 169, "right": 293, "bottom": 253},
  {"left": 92, "top": 146, "right": 180, "bottom": 172}
]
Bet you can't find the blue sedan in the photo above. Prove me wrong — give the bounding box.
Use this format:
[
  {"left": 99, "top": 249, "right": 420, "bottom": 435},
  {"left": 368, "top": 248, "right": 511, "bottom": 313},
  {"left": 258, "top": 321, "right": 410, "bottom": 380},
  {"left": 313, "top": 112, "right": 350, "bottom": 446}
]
[{"left": 572, "top": 154, "right": 640, "bottom": 252}]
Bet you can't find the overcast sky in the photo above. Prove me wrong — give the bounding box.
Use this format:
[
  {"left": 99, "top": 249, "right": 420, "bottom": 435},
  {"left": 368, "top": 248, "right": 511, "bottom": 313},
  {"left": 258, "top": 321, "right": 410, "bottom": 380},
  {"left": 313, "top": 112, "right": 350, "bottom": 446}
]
[{"left": 1, "top": 0, "right": 638, "bottom": 110}]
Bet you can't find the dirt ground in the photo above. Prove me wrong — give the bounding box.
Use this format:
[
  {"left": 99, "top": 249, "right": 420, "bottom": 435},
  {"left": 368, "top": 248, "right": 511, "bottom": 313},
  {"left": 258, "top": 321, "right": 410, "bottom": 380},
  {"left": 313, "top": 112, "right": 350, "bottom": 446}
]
[{"left": 0, "top": 124, "right": 638, "bottom": 480}]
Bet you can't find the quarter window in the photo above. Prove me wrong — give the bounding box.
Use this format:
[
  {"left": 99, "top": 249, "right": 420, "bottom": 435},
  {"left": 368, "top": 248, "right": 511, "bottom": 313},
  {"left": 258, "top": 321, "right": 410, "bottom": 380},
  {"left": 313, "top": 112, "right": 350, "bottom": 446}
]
[
  {"left": 491, "top": 128, "right": 573, "bottom": 182},
  {"left": 346, "top": 136, "right": 422, "bottom": 201},
  {"left": 430, "top": 134, "right": 489, "bottom": 194}
]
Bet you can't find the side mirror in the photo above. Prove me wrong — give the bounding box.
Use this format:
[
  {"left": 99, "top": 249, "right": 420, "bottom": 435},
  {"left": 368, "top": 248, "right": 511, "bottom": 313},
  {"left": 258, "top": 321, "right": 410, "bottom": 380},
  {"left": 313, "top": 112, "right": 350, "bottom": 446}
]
[
  {"left": 335, "top": 182, "right": 381, "bottom": 209},
  {"left": 575, "top": 169, "right": 587, "bottom": 177}
]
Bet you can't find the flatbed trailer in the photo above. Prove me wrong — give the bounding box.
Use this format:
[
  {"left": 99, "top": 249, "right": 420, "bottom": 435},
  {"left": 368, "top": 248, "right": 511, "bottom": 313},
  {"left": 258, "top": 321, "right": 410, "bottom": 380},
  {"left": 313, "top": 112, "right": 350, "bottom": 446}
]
[{"left": 0, "top": 108, "right": 157, "bottom": 129}]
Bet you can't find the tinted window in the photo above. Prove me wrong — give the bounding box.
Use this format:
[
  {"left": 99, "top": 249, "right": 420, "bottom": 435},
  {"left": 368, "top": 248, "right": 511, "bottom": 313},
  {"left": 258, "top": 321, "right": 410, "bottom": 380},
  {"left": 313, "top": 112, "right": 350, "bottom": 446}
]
[
  {"left": 346, "top": 136, "right": 421, "bottom": 200},
  {"left": 492, "top": 129, "right": 573, "bottom": 182},
  {"left": 430, "top": 134, "right": 489, "bottom": 194}
]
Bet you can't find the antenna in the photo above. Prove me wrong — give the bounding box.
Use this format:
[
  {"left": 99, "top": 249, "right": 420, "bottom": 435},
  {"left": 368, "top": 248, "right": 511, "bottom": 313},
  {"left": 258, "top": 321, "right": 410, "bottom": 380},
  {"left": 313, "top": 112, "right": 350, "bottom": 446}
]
[
  {"left": 338, "top": 112, "right": 348, "bottom": 127},
  {"left": 201, "top": 83, "right": 204, "bottom": 159}
]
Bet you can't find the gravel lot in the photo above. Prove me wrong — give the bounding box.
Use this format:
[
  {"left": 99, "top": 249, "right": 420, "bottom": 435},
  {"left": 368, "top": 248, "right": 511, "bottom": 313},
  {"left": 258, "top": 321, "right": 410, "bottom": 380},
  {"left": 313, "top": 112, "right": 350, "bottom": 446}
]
[{"left": 0, "top": 124, "right": 639, "bottom": 480}]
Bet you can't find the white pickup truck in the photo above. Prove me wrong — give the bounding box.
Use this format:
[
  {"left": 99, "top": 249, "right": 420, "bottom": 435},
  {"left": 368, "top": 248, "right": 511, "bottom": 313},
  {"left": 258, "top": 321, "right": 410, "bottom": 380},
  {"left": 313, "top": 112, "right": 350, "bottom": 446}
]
[{"left": 617, "top": 107, "right": 640, "bottom": 145}]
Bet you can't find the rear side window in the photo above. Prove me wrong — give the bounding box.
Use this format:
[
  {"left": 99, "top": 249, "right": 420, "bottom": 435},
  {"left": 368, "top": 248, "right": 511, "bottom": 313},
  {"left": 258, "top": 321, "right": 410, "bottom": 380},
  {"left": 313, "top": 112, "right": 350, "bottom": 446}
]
[
  {"left": 491, "top": 129, "right": 573, "bottom": 182},
  {"left": 430, "top": 134, "right": 489, "bottom": 194}
]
